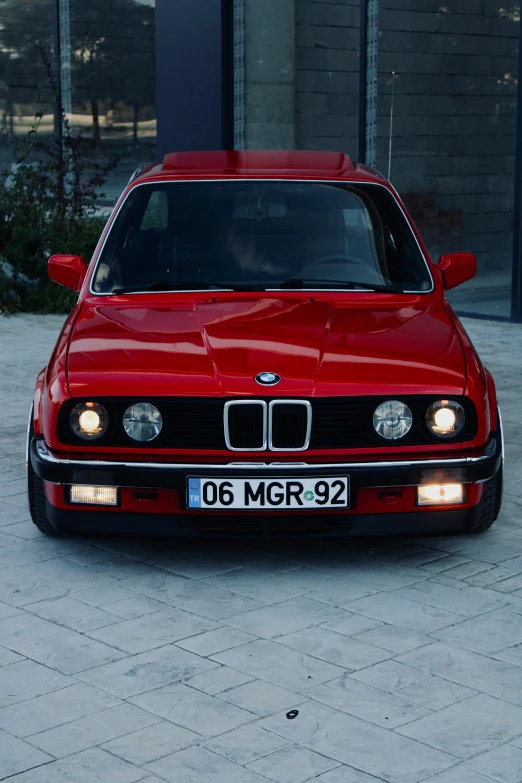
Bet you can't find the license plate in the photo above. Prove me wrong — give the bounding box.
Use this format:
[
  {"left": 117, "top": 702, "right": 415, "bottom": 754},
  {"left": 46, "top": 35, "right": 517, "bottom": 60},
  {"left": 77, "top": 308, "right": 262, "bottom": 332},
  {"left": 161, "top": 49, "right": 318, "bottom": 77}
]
[{"left": 187, "top": 477, "right": 349, "bottom": 510}]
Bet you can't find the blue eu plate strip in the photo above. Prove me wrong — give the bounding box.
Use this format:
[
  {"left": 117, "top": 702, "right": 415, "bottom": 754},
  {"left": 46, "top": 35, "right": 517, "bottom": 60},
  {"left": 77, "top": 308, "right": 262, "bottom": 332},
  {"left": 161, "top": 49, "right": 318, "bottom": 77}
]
[{"left": 187, "top": 478, "right": 202, "bottom": 508}]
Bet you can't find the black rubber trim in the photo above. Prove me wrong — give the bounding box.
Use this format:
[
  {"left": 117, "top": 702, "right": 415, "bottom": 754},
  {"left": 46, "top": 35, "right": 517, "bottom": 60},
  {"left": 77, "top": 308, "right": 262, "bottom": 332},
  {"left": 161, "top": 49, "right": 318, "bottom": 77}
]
[
  {"left": 31, "top": 432, "right": 502, "bottom": 495},
  {"left": 44, "top": 500, "right": 483, "bottom": 538}
]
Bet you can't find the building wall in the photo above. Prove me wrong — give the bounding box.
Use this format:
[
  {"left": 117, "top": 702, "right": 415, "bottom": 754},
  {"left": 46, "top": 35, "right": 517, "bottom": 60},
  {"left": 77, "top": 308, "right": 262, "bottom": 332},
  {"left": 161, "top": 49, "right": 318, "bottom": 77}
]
[
  {"left": 244, "top": 0, "right": 296, "bottom": 149},
  {"left": 376, "top": 0, "right": 518, "bottom": 281},
  {"left": 295, "top": 0, "right": 360, "bottom": 152}
]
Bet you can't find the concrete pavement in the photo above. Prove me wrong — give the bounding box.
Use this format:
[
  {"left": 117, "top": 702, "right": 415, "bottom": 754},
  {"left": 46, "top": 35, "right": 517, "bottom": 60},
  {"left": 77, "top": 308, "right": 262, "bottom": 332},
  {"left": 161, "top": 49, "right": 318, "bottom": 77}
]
[{"left": 0, "top": 313, "right": 521, "bottom": 783}]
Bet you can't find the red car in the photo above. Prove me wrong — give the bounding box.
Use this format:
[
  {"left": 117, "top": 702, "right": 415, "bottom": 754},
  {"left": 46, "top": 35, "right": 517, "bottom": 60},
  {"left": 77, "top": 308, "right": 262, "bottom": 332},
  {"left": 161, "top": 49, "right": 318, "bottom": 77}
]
[{"left": 28, "top": 150, "right": 504, "bottom": 538}]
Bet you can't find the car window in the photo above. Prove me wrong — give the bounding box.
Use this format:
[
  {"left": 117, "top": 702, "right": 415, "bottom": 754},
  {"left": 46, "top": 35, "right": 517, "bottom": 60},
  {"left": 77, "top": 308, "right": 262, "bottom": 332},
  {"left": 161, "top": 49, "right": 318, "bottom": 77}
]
[
  {"left": 140, "top": 190, "right": 168, "bottom": 231},
  {"left": 92, "top": 181, "right": 432, "bottom": 293}
]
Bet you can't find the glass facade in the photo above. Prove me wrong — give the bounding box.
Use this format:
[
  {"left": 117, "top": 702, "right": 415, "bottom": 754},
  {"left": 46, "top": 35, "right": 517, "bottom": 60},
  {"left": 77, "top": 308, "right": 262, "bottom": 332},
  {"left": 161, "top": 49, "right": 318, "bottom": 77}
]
[
  {"left": 375, "top": 1, "right": 519, "bottom": 319},
  {"left": 1, "top": 0, "right": 521, "bottom": 319},
  {"left": 0, "top": 0, "right": 155, "bottom": 204},
  {"left": 241, "top": 0, "right": 521, "bottom": 321}
]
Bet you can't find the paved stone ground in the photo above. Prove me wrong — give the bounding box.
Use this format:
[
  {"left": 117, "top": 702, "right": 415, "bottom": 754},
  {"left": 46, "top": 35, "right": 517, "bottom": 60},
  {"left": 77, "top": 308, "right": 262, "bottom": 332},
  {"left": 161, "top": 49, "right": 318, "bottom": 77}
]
[{"left": 0, "top": 313, "right": 522, "bottom": 783}]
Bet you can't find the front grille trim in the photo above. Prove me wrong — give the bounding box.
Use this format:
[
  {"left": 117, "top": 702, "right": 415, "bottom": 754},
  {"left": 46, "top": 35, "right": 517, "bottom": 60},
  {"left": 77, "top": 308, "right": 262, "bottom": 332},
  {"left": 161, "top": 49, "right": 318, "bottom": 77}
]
[
  {"left": 224, "top": 400, "right": 267, "bottom": 451},
  {"left": 269, "top": 399, "right": 312, "bottom": 452}
]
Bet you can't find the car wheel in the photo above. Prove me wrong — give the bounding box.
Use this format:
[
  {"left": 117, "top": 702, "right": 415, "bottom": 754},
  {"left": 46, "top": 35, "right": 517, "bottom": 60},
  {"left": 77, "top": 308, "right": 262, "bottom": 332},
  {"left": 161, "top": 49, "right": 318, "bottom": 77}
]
[
  {"left": 27, "top": 421, "right": 62, "bottom": 537},
  {"left": 469, "top": 464, "right": 503, "bottom": 534}
]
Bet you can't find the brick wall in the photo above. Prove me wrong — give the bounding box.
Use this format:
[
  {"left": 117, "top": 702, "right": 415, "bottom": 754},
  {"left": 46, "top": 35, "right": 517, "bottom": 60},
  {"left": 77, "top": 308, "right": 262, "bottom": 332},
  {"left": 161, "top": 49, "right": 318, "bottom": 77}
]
[
  {"left": 376, "top": 1, "right": 518, "bottom": 270},
  {"left": 295, "top": 0, "right": 360, "bottom": 151}
]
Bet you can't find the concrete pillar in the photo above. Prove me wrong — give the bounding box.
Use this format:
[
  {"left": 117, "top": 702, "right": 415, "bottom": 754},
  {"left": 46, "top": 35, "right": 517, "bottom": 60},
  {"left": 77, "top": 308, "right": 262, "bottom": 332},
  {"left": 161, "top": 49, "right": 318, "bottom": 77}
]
[
  {"left": 155, "top": 0, "right": 234, "bottom": 157},
  {"left": 244, "top": 0, "right": 296, "bottom": 149}
]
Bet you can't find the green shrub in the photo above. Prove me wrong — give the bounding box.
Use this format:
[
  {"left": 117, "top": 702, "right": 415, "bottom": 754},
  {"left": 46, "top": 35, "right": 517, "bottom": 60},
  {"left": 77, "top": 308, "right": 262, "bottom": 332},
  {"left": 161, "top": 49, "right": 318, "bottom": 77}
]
[{"left": 0, "top": 50, "right": 124, "bottom": 313}]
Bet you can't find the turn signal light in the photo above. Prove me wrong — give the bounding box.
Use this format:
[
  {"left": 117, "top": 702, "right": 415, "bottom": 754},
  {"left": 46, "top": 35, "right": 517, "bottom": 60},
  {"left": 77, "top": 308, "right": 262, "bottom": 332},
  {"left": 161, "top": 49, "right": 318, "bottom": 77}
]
[
  {"left": 70, "top": 486, "right": 118, "bottom": 506},
  {"left": 417, "top": 483, "right": 464, "bottom": 506}
]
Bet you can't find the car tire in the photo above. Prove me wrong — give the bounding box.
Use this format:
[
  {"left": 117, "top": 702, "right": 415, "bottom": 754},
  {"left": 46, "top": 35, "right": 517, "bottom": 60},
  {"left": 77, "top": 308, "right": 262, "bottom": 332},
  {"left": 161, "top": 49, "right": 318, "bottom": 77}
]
[
  {"left": 469, "top": 464, "right": 503, "bottom": 534},
  {"left": 27, "top": 424, "right": 62, "bottom": 537}
]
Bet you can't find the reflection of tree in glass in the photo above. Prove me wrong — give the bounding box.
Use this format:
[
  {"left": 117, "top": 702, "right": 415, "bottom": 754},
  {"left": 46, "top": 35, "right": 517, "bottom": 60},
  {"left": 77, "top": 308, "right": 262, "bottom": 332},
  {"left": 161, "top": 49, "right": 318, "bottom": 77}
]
[
  {"left": 72, "top": 0, "right": 155, "bottom": 145},
  {"left": 0, "top": 0, "right": 155, "bottom": 147}
]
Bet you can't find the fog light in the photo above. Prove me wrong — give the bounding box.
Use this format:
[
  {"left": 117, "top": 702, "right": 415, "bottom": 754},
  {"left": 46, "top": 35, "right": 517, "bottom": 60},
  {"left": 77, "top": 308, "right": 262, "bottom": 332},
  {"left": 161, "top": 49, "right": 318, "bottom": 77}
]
[
  {"left": 70, "top": 486, "right": 118, "bottom": 506},
  {"left": 417, "top": 483, "right": 464, "bottom": 506}
]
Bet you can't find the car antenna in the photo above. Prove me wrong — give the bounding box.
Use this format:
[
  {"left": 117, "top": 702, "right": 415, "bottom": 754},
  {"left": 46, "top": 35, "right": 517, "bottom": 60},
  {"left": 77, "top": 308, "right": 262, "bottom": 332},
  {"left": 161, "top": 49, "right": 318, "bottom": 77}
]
[{"left": 388, "top": 71, "right": 395, "bottom": 182}]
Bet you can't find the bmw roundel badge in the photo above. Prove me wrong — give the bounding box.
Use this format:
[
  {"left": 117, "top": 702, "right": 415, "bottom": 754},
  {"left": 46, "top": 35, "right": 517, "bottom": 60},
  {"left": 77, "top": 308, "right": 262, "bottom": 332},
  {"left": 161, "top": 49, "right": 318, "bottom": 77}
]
[{"left": 255, "top": 372, "right": 281, "bottom": 386}]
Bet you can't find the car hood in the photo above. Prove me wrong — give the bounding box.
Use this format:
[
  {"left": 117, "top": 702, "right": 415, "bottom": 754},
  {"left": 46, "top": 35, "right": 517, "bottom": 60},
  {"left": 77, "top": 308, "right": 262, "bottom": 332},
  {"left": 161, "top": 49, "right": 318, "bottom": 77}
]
[{"left": 67, "top": 296, "right": 466, "bottom": 398}]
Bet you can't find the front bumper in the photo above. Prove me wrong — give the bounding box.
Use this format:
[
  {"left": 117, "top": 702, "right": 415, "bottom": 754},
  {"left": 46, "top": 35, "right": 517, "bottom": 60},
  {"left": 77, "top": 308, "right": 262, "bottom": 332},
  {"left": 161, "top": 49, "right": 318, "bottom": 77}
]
[{"left": 30, "top": 431, "right": 502, "bottom": 537}]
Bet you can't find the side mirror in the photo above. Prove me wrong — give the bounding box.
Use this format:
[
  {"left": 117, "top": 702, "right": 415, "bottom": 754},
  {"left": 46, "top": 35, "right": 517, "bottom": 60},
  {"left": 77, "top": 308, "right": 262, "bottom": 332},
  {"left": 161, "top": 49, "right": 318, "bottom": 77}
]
[
  {"left": 48, "top": 255, "right": 87, "bottom": 292},
  {"left": 437, "top": 253, "right": 476, "bottom": 291}
]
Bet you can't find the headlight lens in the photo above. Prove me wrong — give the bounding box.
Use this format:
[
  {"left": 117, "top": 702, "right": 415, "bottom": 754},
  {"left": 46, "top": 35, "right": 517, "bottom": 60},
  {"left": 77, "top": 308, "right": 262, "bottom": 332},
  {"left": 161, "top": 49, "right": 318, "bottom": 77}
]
[
  {"left": 426, "top": 400, "right": 465, "bottom": 438},
  {"left": 123, "top": 403, "right": 163, "bottom": 442},
  {"left": 373, "top": 400, "right": 413, "bottom": 440},
  {"left": 69, "top": 401, "right": 109, "bottom": 440}
]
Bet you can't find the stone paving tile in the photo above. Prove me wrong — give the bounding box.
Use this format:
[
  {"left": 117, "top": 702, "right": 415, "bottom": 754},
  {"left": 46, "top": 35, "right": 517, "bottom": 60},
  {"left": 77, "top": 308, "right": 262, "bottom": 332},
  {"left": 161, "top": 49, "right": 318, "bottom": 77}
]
[
  {"left": 218, "top": 680, "right": 301, "bottom": 717},
  {"left": 102, "top": 594, "right": 175, "bottom": 620},
  {"left": 0, "top": 730, "right": 52, "bottom": 780},
  {"left": 463, "top": 742, "right": 522, "bottom": 782},
  {"left": 0, "top": 613, "right": 125, "bottom": 675},
  {"left": 0, "top": 566, "right": 67, "bottom": 607},
  {"left": 345, "top": 591, "right": 462, "bottom": 633},
  {"left": 212, "top": 639, "right": 345, "bottom": 690},
  {"left": 396, "top": 676, "right": 477, "bottom": 712},
  {"left": 313, "top": 769, "right": 384, "bottom": 783},
  {"left": 0, "top": 601, "right": 22, "bottom": 621},
  {"left": 102, "top": 720, "right": 199, "bottom": 765},
  {"left": 175, "top": 626, "right": 257, "bottom": 656},
  {"left": 72, "top": 583, "right": 139, "bottom": 607},
  {"left": 353, "top": 623, "right": 430, "bottom": 654},
  {"left": 0, "top": 748, "right": 145, "bottom": 782},
  {"left": 0, "top": 538, "right": 88, "bottom": 567},
  {"left": 84, "top": 608, "right": 218, "bottom": 654},
  {"left": 246, "top": 744, "right": 340, "bottom": 782},
  {"left": 147, "top": 746, "right": 268, "bottom": 783},
  {"left": 492, "top": 642, "right": 522, "bottom": 666},
  {"left": 393, "top": 580, "right": 507, "bottom": 617},
  {"left": 0, "top": 660, "right": 73, "bottom": 708},
  {"left": 225, "top": 596, "right": 351, "bottom": 639},
  {"left": 0, "top": 646, "right": 24, "bottom": 666},
  {"left": 258, "top": 701, "right": 457, "bottom": 783},
  {"left": 317, "top": 610, "right": 383, "bottom": 637},
  {"left": 23, "top": 596, "right": 120, "bottom": 633},
  {"left": 27, "top": 703, "right": 161, "bottom": 758},
  {"left": 122, "top": 572, "right": 265, "bottom": 620},
  {"left": 276, "top": 627, "right": 392, "bottom": 670},
  {"left": 77, "top": 644, "right": 218, "bottom": 699},
  {"left": 431, "top": 608, "right": 522, "bottom": 654},
  {"left": 303, "top": 580, "right": 379, "bottom": 607},
  {"left": 202, "top": 568, "right": 309, "bottom": 604},
  {"left": 0, "top": 682, "right": 119, "bottom": 737},
  {"left": 306, "top": 673, "right": 431, "bottom": 728},
  {"left": 183, "top": 665, "right": 254, "bottom": 695},
  {"left": 130, "top": 682, "right": 255, "bottom": 737},
  {"left": 421, "top": 768, "right": 499, "bottom": 783},
  {"left": 1, "top": 313, "right": 522, "bottom": 782},
  {"left": 397, "top": 694, "right": 522, "bottom": 759},
  {"left": 19, "top": 559, "right": 118, "bottom": 592},
  {"left": 203, "top": 723, "right": 290, "bottom": 766},
  {"left": 351, "top": 660, "right": 431, "bottom": 693},
  {"left": 397, "top": 642, "right": 522, "bottom": 706}
]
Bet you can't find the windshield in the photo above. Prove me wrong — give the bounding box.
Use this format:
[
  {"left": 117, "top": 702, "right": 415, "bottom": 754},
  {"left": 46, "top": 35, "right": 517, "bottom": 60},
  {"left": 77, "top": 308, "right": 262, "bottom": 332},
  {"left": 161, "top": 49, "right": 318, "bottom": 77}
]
[{"left": 92, "top": 181, "right": 432, "bottom": 294}]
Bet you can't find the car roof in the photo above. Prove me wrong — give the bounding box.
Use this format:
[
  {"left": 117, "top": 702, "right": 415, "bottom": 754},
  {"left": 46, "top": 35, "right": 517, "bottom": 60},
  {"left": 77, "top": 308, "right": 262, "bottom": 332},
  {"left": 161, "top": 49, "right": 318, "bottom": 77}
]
[{"left": 133, "top": 150, "right": 388, "bottom": 184}]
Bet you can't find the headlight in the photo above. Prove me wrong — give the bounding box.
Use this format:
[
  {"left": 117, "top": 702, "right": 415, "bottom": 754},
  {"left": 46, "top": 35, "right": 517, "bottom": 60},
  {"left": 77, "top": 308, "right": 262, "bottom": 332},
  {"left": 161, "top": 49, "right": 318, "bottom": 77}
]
[
  {"left": 69, "top": 401, "right": 109, "bottom": 440},
  {"left": 123, "top": 403, "right": 163, "bottom": 442},
  {"left": 373, "top": 400, "right": 413, "bottom": 440},
  {"left": 426, "top": 400, "right": 465, "bottom": 438}
]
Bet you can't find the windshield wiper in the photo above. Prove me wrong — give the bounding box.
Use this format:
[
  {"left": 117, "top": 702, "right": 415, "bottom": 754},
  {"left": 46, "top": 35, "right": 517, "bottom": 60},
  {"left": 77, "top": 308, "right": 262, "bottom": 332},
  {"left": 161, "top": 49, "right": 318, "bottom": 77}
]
[
  {"left": 111, "top": 281, "right": 263, "bottom": 294},
  {"left": 273, "top": 279, "right": 404, "bottom": 293}
]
